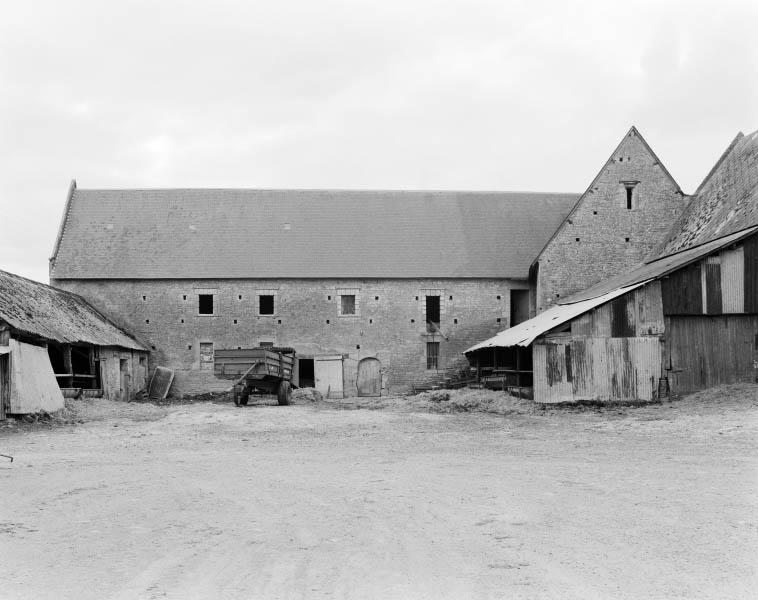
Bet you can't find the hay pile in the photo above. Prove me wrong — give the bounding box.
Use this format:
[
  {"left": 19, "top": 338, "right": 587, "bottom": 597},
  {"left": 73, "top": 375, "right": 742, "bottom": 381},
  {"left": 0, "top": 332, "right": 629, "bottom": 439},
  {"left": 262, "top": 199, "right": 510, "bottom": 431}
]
[
  {"left": 409, "top": 388, "right": 534, "bottom": 415},
  {"left": 336, "top": 388, "right": 535, "bottom": 415},
  {"left": 291, "top": 387, "right": 324, "bottom": 404}
]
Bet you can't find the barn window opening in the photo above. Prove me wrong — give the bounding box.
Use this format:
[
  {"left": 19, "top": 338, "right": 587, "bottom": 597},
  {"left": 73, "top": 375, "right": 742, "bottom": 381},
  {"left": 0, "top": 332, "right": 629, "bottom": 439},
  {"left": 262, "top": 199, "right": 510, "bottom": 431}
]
[
  {"left": 625, "top": 237, "right": 630, "bottom": 242},
  {"left": 510, "top": 289, "right": 530, "bottom": 326},
  {"left": 369, "top": 319, "right": 373, "bottom": 324},
  {"left": 356, "top": 345, "right": 360, "bottom": 350},
  {"left": 626, "top": 186, "right": 633, "bottom": 209},
  {"left": 328, "top": 295, "right": 331, "bottom": 300},
  {"left": 198, "top": 294, "right": 214, "bottom": 315},
  {"left": 375, "top": 296, "right": 379, "bottom": 300},
  {"left": 426, "top": 342, "right": 440, "bottom": 370},
  {"left": 496, "top": 318, "right": 501, "bottom": 323},
  {"left": 142, "top": 295, "right": 146, "bottom": 301},
  {"left": 425, "top": 296, "right": 440, "bottom": 332},
  {"left": 183, "top": 295, "right": 187, "bottom": 300},
  {"left": 259, "top": 295, "right": 275, "bottom": 315},
  {"left": 326, "top": 319, "right": 330, "bottom": 324},
  {"left": 454, "top": 318, "right": 458, "bottom": 324},
  {"left": 180, "top": 319, "right": 184, "bottom": 323},
  {"left": 233, "top": 319, "right": 238, "bottom": 324},
  {"left": 277, "top": 319, "right": 282, "bottom": 324},
  {"left": 341, "top": 294, "right": 356, "bottom": 315},
  {"left": 238, "top": 295, "right": 242, "bottom": 300},
  {"left": 145, "top": 319, "right": 149, "bottom": 324},
  {"left": 259, "top": 341, "right": 274, "bottom": 348},
  {"left": 576, "top": 237, "right": 580, "bottom": 242}
]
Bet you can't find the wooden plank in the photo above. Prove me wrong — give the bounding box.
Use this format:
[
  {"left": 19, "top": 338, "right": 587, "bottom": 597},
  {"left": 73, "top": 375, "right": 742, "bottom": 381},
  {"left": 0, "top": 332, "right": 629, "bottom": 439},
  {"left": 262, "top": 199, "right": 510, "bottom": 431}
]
[
  {"left": 662, "top": 264, "right": 703, "bottom": 315},
  {"left": 743, "top": 234, "right": 758, "bottom": 313},
  {"left": 666, "top": 315, "right": 758, "bottom": 394},
  {"left": 703, "top": 256, "right": 722, "bottom": 314},
  {"left": 610, "top": 296, "right": 635, "bottom": 338},
  {"left": 635, "top": 281, "right": 665, "bottom": 336}
]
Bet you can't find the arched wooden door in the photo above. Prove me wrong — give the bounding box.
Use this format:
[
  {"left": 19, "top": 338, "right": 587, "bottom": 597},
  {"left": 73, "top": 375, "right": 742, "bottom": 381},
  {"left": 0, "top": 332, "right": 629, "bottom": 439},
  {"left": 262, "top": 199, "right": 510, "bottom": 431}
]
[{"left": 357, "top": 358, "right": 381, "bottom": 397}]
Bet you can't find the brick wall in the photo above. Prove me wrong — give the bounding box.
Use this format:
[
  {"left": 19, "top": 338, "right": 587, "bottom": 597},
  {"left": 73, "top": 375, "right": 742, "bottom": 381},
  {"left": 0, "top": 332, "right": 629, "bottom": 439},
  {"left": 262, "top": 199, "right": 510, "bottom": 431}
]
[
  {"left": 54, "top": 278, "right": 528, "bottom": 395},
  {"left": 535, "top": 128, "right": 688, "bottom": 312}
]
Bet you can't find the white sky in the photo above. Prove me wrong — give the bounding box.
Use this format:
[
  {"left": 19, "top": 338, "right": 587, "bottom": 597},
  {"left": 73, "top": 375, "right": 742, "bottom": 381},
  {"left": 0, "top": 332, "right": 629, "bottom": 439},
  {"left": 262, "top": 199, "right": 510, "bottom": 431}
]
[{"left": 1, "top": 0, "right": 757, "bottom": 283}]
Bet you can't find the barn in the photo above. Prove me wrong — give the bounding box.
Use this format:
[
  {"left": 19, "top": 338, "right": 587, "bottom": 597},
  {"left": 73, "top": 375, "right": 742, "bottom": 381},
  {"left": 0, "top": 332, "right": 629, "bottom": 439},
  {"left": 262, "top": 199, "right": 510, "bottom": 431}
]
[
  {"left": 466, "top": 129, "right": 758, "bottom": 402},
  {"left": 49, "top": 188, "right": 577, "bottom": 396},
  {"left": 0, "top": 269, "right": 149, "bottom": 418}
]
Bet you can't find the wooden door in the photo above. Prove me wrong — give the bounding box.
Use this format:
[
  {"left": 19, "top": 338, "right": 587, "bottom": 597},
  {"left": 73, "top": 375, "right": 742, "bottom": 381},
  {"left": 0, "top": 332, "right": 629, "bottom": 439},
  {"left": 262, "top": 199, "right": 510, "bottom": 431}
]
[
  {"left": 357, "top": 358, "right": 381, "bottom": 396},
  {"left": 119, "top": 359, "right": 130, "bottom": 401},
  {"left": 0, "top": 354, "right": 8, "bottom": 420},
  {"left": 314, "top": 356, "right": 343, "bottom": 398}
]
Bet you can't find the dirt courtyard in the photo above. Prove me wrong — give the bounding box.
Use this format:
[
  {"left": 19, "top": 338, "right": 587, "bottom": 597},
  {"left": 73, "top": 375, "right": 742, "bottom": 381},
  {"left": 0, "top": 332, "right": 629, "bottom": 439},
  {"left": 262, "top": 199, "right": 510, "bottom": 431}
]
[{"left": 1, "top": 387, "right": 757, "bottom": 599}]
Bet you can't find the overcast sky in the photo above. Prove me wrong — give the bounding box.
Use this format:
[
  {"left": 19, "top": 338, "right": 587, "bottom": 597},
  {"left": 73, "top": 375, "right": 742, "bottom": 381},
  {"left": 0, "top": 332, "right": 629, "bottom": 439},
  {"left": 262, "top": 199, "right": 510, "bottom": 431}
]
[{"left": 1, "top": 0, "right": 756, "bottom": 283}]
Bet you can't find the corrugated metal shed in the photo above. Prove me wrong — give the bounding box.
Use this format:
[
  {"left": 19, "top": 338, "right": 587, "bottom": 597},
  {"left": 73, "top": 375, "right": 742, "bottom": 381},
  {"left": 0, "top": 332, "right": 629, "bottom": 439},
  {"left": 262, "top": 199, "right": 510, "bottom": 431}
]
[
  {"left": 0, "top": 269, "right": 146, "bottom": 350},
  {"left": 464, "top": 282, "right": 648, "bottom": 352},
  {"left": 564, "top": 226, "right": 758, "bottom": 303},
  {"left": 50, "top": 187, "right": 578, "bottom": 280}
]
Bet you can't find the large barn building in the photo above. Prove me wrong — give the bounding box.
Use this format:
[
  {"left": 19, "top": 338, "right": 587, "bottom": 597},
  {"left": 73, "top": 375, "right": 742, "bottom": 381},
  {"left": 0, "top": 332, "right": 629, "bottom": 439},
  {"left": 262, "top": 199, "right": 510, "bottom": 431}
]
[
  {"left": 467, "top": 129, "right": 758, "bottom": 402},
  {"left": 50, "top": 189, "right": 576, "bottom": 395}
]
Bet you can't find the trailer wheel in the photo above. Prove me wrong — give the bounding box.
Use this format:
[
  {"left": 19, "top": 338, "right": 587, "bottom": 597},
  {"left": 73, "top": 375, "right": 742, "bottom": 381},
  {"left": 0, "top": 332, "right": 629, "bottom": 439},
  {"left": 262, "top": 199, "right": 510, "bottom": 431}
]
[{"left": 277, "top": 380, "right": 292, "bottom": 406}]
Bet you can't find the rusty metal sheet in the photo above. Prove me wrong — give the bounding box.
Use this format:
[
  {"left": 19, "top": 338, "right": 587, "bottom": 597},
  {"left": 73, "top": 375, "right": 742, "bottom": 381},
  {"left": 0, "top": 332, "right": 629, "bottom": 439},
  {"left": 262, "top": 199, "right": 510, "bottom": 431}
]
[
  {"left": 148, "top": 366, "right": 174, "bottom": 400},
  {"left": 8, "top": 339, "right": 65, "bottom": 414}
]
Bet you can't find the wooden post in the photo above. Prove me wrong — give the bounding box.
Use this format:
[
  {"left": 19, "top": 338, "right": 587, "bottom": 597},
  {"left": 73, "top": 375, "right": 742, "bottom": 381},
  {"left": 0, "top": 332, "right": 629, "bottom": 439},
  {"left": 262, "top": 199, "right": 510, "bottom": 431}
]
[{"left": 63, "top": 344, "right": 73, "bottom": 388}]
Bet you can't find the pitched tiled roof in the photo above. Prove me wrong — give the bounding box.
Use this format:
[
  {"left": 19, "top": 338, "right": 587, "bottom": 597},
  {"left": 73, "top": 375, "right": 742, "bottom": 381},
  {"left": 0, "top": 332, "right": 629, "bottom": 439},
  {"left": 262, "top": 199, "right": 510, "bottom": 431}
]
[
  {"left": 0, "top": 269, "right": 147, "bottom": 350},
  {"left": 50, "top": 188, "right": 577, "bottom": 279},
  {"left": 652, "top": 129, "right": 758, "bottom": 258}
]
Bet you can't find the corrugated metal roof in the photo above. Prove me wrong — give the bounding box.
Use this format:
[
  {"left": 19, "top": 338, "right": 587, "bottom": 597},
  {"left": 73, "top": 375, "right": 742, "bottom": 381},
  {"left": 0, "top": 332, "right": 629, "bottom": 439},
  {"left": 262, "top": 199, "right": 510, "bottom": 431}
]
[
  {"left": 50, "top": 188, "right": 578, "bottom": 279},
  {"left": 0, "top": 269, "right": 147, "bottom": 350},
  {"left": 564, "top": 226, "right": 758, "bottom": 303},
  {"left": 464, "top": 283, "right": 648, "bottom": 352},
  {"left": 465, "top": 226, "right": 758, "bottom": 352}
]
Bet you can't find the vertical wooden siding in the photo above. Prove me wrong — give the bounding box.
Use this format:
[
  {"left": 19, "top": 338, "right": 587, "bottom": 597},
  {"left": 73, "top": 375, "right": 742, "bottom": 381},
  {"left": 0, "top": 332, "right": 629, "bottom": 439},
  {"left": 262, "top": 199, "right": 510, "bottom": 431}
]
[
  {"left": 535, "top": 337, "right": 662, "bottom": 403},
  {"left": 665, "top": 315, "right": 758, "bottom": 394},
  {"left": 662, "top": 264, "right": 703, "bottom": 314},
  {"left": 744, "top": 235, "right": 758, "bottom": 313},
  {"left": 703, "top": 256, "right": 723, "bottom": 314}
]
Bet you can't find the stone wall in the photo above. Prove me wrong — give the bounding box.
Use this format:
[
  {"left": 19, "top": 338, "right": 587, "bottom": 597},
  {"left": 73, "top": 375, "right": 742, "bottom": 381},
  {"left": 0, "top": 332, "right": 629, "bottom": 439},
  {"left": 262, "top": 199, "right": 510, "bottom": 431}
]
[
  {"left": 535, "top": 128, "right": 688, "bottom": 312},
  {"left": 55, "top": 278, "right": 528, "bottom": 395}
]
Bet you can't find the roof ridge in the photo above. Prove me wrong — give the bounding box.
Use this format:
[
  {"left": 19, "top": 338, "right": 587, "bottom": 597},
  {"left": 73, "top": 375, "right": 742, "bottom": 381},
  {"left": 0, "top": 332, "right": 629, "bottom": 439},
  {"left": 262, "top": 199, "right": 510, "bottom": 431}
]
[{"left": 73, "top": 187, "right": 579, "bottom": 195}]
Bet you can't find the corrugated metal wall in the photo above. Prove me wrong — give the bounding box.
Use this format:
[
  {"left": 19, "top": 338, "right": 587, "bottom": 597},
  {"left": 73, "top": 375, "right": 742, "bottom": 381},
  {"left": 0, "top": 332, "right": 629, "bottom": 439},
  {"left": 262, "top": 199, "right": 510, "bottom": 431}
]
[
  {"left": 535, "top": 337, "right": 662, "bottom": 403},
  {"left": 665, "top": 315, "right": 758, "bottom": 393},
  {"left": 662, "top": 234, "right": 757, "bottom": 315}
]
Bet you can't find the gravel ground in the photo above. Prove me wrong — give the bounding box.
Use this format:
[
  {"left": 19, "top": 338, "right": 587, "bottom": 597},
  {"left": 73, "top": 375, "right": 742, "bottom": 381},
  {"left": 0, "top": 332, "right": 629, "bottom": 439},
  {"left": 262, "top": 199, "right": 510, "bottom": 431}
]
[{"left": 1, "top": 385, "right": 757, "bottom": 599}]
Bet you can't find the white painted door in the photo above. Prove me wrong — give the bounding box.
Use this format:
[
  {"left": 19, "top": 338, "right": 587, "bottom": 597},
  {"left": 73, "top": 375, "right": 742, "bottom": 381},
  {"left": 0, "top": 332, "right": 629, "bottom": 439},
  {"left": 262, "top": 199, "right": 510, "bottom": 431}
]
[{"left": 314, "top": 356, "right": 343, "bottom": 398}]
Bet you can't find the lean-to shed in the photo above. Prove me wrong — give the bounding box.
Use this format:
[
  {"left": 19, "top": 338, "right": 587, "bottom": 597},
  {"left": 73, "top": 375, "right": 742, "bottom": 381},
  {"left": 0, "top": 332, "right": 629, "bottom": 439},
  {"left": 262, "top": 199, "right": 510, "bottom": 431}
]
[{"left": 0, "top": 269, "right": 149, "bottom": 417}]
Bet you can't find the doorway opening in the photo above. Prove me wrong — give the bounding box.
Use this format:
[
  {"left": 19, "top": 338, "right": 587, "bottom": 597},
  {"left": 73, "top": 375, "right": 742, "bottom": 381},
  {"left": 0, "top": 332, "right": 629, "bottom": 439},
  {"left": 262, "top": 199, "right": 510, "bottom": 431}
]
[{"left": 298, "top": 358, "right": 315, "bottom": 388}]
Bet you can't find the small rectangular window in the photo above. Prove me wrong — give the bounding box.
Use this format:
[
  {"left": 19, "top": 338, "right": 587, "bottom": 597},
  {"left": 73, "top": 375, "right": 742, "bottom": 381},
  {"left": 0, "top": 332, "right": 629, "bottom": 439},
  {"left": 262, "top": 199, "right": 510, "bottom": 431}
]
[
  {"left": 426, "top": 342, "right": 440, "bottom": 370},
  {"left": 341, "top": 294, "right": 356, "bottom": 315},
  {"left": 626, "top": 186, "right": 633, "bottom": 209},
  {"left": 259, "top": 341, "right": 274, "bottom": 348},
  {"left": 259, "top": 295, "right": 275, "bottom": 315},
  {"left": 198, "top": 294, "right": 214, "bottom": 315}
]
